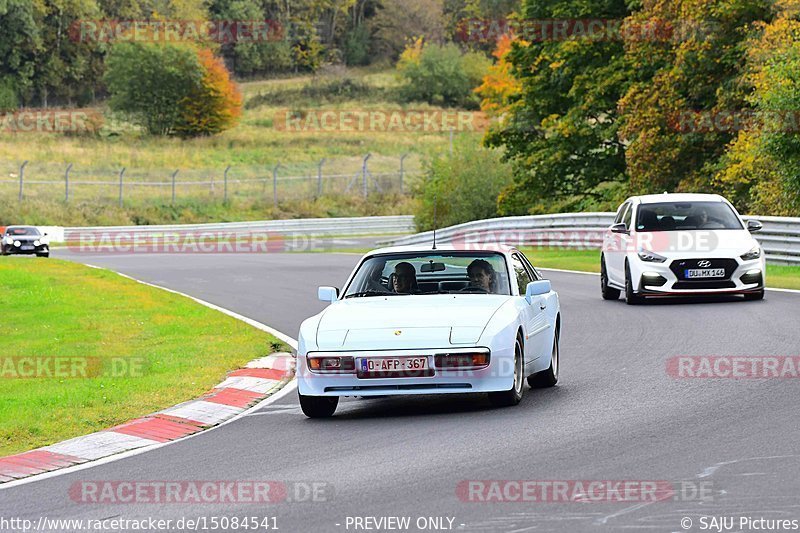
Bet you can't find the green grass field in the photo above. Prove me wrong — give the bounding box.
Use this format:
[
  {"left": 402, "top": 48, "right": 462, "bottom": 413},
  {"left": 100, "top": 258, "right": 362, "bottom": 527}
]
[
  {"left": 0, "top": 258, "right": 286, "bottom": 456},
  {"left": 520, "top": 247, "right": 800, "bottom": 290}
]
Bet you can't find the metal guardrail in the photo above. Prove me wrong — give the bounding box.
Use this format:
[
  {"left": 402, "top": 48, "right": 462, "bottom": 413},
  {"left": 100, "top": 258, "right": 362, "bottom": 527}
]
[
  {"left": 388, "top": 213, "right": 800, "bottom": 266},
  {"left": 51, "top": 215, "right": 416, "bottom": 243}
]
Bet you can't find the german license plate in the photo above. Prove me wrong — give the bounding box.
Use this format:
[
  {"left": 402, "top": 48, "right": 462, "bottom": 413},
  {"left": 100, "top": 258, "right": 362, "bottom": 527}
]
[
  {"left": 358, "top": 357, "right": 430, "bottom": 378},
  {"left": 685, "top": 268, "right": 726, "bottom": 279}
]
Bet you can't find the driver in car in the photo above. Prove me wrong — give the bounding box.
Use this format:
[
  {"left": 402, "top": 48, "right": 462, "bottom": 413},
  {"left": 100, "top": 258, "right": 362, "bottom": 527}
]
[
  {"left": 392, "top": 262, "right": 418, "bottom": 294},
  {"left": 467, "top": 259, "right": 496, "bottom": 293}
]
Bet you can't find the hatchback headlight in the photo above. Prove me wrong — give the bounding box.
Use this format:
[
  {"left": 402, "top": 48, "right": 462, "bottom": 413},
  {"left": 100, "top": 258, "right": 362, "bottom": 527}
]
[
  {"left": 740, "top": 246, "right": 761, "bottom": 261},
  {"left": 13, "top": 240, "right": 21, "bottom": 247},
  {"left": 637, "top": 250, "right": 667, "bottom": 263},
  {"left": 3, "top": 237, "right": 11, "bottom": 245}
]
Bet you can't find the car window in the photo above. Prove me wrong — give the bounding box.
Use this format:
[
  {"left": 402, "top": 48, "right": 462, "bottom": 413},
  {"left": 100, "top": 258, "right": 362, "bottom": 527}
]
[
  {"left": 518, "top": 252, "right": 541, "bottom": 281},
  {"left": 636, "top": 201, "right": 744, "bottom": 232},
  {"left": 511, "top": 254, "right": 533, "bottom": 295},
  {"left": 622, "top": 204, "right": 633, "bottom": 230},
  {"left": 7, "top": 227, "right": 39, "bottom": 236},
  {"left": 343, "top": 252, "right": 512, "bottom": 297},
  {"left": 614, "top": 203, "right": 629, "bottom": 224}
]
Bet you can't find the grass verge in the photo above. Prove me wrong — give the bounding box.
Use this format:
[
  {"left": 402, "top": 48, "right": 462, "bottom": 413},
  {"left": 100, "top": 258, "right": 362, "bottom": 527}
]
[
  {"left": 0, "top": 258, "right": 286, "bottom": 456},
  {"left": 519, "top": 247, "right": 800, "bottom": 290}
]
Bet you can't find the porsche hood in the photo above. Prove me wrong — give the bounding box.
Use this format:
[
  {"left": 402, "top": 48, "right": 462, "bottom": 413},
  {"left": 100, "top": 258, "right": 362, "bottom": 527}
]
[{"left": 315, "top": 295, "right": 510, "bottom": 350}]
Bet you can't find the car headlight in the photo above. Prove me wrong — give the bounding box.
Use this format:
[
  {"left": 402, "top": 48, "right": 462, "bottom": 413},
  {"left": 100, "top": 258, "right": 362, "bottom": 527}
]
[
  {"left": 740, "top": 246, "right": 761, "bottom": 261},
  {"left": 3, "top": 237, "right": 11, "bottom": 245},
  {"left": 33, "top": 240, "right": 40, "bottom": 246},
  {"left": 13, "top": 240, "right": 21, "bottom": 247},
  {"left": 637, "top": 249, "right": 667, "bottom": 263}
]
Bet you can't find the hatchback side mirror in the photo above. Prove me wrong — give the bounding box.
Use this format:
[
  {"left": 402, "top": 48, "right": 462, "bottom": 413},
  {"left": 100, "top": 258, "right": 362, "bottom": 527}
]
[
  {"left": 318, "top": 286, "right": 339, "bottom": 303},
  {"left": 746, "top": 219, "right": 763, "bottom": 233},
  {"left": 610, "top": 223, "right": 629, "bottom": 234},
  {"left": 525, "top": 280, "right": 551, "bottom": 304}
]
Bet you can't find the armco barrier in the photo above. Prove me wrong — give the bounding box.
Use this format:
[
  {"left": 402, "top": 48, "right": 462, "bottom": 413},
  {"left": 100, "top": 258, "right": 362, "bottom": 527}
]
[
  {"left": 387, "top": 213, "right": 800, "bottom": 266},
  {"left": 48, "top": 215, "right": 416, "bottom": 243}
]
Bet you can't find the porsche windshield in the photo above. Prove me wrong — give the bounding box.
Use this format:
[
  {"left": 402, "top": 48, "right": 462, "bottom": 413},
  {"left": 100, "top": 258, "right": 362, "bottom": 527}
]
[{"left": 343, "top": 252, "right": 511, "bottom": 297}]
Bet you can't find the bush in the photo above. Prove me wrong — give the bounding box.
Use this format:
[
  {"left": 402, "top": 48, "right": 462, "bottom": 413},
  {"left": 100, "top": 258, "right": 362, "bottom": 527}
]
[
  {"left": 105, "top": 43, "right": 241, "bottom": 138},
  {"left": 414, "top": 141, "right": 512, "bottom": 231},
  {"left": 0, "top": 78, "right": 18, "bottom": 111},
  {"left": 174, "top": 50, "right": 243, "bottom": 137},
  {"left": 105, "top": 43, "right": 203, "bottom": 135},
  {"left": 397, "top": 41, "right": 490, "bottom": 108},
  {"left": 344, "top": 26, "right": 371, "bottom": 66}
]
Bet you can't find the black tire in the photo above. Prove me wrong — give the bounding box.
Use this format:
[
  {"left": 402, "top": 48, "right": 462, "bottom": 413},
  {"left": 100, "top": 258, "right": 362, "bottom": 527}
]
[
  {"left": 488, "top": 336, "right": 525, "bottom": 407},
  {"left": 600, "top": 255, "right": 620, "bottom": 300},
  {"left": 625, "top": 262, "right": 644, "bottom": 305},
  {"left": 743, "top": 289, "right": 765, "bottom": 301},
  {"left": 298, "top": 392, "right": 338, "bottom": 418},
  {"left": 37, "top": 252, "right": 49, "bottom": 258},
  {"left": 528, "top": 326, "right": 559, "bottom": 388}
]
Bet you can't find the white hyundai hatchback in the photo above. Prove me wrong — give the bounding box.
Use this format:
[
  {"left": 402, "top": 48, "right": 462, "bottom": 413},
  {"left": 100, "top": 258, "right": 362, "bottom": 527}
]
[{"left": 601, "top": 193, "right": 766, "bottom": 304}]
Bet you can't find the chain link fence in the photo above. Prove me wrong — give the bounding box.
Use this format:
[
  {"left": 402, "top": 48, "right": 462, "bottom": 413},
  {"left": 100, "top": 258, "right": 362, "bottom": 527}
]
[{"left": 0, "top": 154, "right": 421, "bottom": 206}]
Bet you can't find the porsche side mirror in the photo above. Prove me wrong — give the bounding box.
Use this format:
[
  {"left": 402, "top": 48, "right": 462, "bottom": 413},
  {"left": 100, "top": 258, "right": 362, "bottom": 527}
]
[
  {"left": 525, "top": 280, "right": 551, "bottom": 304},
  {"left": 746, "top": 219, "right": 763, "bottom": 233},
  {"left": 610, "top": 223, "right": 629, "bottom": 234},
  {"left": 318, "top": 286, "right": 339, "bottom": 303}
]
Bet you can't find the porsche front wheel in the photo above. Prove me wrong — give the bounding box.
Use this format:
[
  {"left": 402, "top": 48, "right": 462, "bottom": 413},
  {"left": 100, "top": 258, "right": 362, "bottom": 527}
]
[{"left": 488, "top": 336, "right": 525, "bottom": 407}]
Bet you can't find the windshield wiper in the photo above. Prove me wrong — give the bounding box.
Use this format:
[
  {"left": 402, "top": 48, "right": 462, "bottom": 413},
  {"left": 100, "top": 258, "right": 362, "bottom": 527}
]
[{"left": 344, "top": 290, "right": 397, "bottom": 299}]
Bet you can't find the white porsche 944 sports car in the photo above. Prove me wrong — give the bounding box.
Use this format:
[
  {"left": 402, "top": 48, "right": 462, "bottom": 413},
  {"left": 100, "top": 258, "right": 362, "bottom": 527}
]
[{"left": 296, "top": 245, "right": 561, "bottom": 418}]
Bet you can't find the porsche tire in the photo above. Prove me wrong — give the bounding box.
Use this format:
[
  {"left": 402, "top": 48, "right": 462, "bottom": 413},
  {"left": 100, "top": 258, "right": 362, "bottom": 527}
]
[
  {"left": 299, "top": 392, "right": 338, "bottom": 418},
  {"left": 488, "top": 335, "right": 525, "bottom": 407}
]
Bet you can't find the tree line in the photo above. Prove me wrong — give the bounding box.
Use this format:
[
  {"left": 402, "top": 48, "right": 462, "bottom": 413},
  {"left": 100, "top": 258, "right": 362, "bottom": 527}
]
[{"left": 481, "top": 0, "right": 800, "bottom": 216}]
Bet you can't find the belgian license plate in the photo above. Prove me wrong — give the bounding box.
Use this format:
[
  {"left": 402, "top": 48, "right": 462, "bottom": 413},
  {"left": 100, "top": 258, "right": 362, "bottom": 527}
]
[
  {"left": 358, "top": 357, "right": 429, "bottom": 378},
  {"left": 685, "top": 268, "right": 726, "bottom": 279}
]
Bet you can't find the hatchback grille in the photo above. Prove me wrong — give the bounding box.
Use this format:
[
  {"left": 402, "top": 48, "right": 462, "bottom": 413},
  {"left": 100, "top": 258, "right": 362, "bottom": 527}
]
[{"left": 669, "top": 258, "right": 738, "bottom": 281}]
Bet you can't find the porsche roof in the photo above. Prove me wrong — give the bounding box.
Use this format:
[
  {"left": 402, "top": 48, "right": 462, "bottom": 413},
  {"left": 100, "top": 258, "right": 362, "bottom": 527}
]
[{"left": 363, "top": 243, "right": 517, "bottom": 256}]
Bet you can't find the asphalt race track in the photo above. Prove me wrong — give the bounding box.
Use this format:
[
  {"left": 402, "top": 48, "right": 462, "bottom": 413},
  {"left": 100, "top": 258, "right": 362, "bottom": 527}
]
[{"left": 2, "top": 250, "right": 799, "bottom": 533}]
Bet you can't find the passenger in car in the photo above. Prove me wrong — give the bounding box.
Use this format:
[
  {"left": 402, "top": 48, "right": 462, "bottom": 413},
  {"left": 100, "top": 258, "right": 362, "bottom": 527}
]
[
  {"left": 467, "top": 259, "right": 496, "bottom": 293},
  {"left": 392, "top": 262, "right": 418, "bottom": 294}
]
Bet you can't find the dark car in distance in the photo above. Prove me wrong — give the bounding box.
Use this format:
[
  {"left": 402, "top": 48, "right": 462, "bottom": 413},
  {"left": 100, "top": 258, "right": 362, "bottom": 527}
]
[{"left": 1, "top": 226, "right": 50, "bottom": 257}]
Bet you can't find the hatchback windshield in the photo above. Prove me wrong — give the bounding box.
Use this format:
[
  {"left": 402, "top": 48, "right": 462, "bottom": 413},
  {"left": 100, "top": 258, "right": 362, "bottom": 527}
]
[
  {"left": 343, "top": 252, "right": 511, "bottom": 297},
  {"left": 636, "top": 202, "right": 743, "bottom": 232},
  {"left": 6, "top": 227, "right": 40, "bottom": 236}
]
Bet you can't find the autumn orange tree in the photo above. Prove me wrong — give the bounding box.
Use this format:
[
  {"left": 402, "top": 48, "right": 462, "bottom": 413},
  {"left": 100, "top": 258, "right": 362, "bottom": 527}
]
[{"left": 175, "top": 49, "right": 243, "bottom": 137}]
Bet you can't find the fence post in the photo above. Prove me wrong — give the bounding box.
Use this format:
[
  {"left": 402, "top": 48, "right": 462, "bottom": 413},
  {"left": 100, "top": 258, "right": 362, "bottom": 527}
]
[
  {"left": 362, "top": 153, "right": 372, "bottom": 198},
  {"left": 317, "top": 158, "right": 326, "bottom": 199},
  {"left": 223, "top": 165, "right": 230, "bottom": 203},
  {"left": 273, "top": 163, "right": 280, "bottom": 208},
  {"left": 171, "top": 169, "right": 179, "bottom": 204},
  {"left": 18, "top": 161, "right": 27, "bottom": 202},
  {"left": 64, "top": 163, "right": 73, "bottom": 203},
  {"left": 399, "top": 153, "right": 408, "bottom": 194},
  {"left": 118, "top": 168, "right": 125, "bottom": 208}
]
